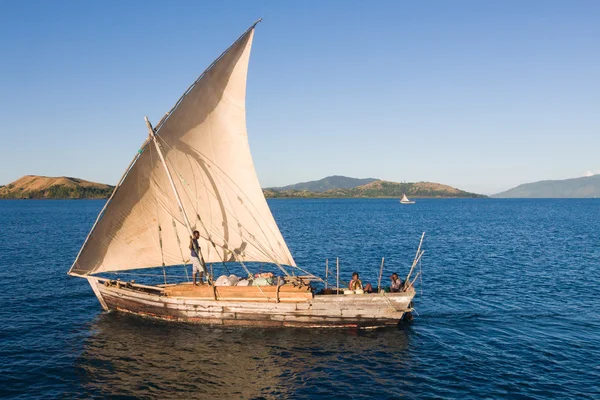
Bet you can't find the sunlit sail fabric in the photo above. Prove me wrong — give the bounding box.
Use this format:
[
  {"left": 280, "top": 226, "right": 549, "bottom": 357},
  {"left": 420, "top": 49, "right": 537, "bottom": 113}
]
[{"left": 69, "top": 24, "right": 296, "bottom": 276}]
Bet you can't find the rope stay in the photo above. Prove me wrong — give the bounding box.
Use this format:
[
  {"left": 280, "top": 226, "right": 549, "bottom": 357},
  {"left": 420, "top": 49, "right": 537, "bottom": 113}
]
[
  {"left": 172, "top": 218, "right": 190, "bottom": 282},
  {"left": 254, "top": 283, "right": 272, "bottom": 302},
  {"left": 146, "top": 117, "right": 211, "bottom": 286},
  {"left": 144, "top": 113, "right": 322, "bottom": 281},
  {"left": 156, "top": 137, "right": 261, "bottom": 275},
  {"left": 155, "top": 134, "right": 295, "bottom": 275},
  {"left": 157, "top": 224, "right": 167, "bottom": 285}
]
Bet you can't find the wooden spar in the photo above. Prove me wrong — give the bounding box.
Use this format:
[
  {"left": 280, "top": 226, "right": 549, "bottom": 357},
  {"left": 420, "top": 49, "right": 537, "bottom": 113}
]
[
  {"left": 406, "top": 250, "right": 424, "bottom": 283},
  {"left": 336, "top": 257, "right": 340, "bottom": 295},
  {"left": 410, "top": 271, "right": 420, "bottom": 286},
  {"left": 145, "top": 117, "right": 210, "bottom": 282},
  {"left": 403, "top": 271, "right": 421, "bottom": 292},
  {"left": 413, "top": 232, "right": 425, "bottom": 265},
  {"left": 145, "top": 117, "right": 194, "bottom": 236},
  {"left": 156, "top": 112, "right": 170, "bottom": 127},
  {"left": 377, "top": 257, "right": 385, "bottom": 293},
  {"left": 325, "top": 259, "right": 329, "bottom": 289},
  {"left": 406, "top": 232, "right": 425, "bottom": 282}
]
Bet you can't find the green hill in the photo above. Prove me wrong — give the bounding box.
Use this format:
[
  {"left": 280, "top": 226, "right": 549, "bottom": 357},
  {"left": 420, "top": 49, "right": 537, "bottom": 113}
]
[
  {"left": 1, "top": 174, "right": 485, "bottom": 200},
  {"left": 493, "top": 175, "right": 600, "bottom": 198},
  {"left": 0, "top": 175, "right": 114, "bottom": 199},
  {"left": 264, "top": 179, "right": 484, "bottom": 198},
  {"left": 269, "top": 175, "right": 378, "bottom": 192}
]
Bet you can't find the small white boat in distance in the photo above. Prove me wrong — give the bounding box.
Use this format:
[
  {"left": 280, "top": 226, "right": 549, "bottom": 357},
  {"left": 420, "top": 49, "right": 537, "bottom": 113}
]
[{"left": 400, "top": 194, "right": 415, "bottom": 204}]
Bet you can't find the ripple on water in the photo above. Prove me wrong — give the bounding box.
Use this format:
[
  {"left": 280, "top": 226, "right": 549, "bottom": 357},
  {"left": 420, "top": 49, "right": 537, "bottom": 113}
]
[{"left": 0, "top": 199, "right": 599, "bottom": 399}]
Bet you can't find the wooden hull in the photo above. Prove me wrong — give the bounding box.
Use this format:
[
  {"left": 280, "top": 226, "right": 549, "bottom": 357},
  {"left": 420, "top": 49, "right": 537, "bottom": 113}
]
[{"left": 87, "top": 277, "right": 415, "bottom": 328}]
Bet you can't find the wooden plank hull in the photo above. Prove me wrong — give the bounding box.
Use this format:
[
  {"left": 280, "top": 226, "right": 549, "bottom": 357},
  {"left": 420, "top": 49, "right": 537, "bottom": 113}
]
[{"left": 87, "top": 277, "right": 415, "bottom": 328}]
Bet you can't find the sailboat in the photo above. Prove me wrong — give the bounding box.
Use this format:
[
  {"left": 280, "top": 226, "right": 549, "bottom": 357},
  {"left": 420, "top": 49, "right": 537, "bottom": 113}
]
[
  {"left": 68, "top": 20, "right": 420, "bottom": 328},
  {"left": 400, "top": 194, "right": 415, "bottom": 204}
]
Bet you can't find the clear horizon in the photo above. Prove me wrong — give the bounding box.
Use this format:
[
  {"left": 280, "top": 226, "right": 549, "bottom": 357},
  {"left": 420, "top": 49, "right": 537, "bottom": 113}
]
[{"left": 1, "top": 1, "right": 598, "bottom": 195}]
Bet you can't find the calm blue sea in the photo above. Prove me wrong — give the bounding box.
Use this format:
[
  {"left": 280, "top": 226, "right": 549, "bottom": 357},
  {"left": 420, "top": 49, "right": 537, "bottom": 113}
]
[{"left": 0, "top": 199, "right": 599, "bottom": 399}]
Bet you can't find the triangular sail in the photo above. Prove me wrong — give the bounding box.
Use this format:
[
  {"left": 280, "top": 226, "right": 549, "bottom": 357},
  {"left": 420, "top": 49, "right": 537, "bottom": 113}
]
[{"left": 70, "top": 22, "right": 296, "bottom": 276}]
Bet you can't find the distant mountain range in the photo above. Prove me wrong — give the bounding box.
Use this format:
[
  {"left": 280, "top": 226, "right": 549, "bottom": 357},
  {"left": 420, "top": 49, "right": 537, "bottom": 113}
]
[
  {"left": 493, "top": 174, "right": 600, "bottom": 198},
  {"left": 0, "top": 176, "right": 114, "bottom": 199},
  {"left": 1, "top": 174, "right": 485, "bottom": 200},
  {"left": 4, "top": 173, "right": 597, "bottom": 200},
  {"left": 264, "top": 176, "right": 485, "bottom": 198}
]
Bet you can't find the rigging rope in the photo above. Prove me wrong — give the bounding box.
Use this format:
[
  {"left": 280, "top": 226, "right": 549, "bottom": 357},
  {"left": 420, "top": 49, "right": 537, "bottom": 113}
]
[
  {"left": 172, "top": 218, "right": 190, "bottom": 282},
  {"left": 420, "top": 257, "right": 423, "bottom": 297},
  {"left": 254, "top": 284, "right": 272, "bottom": 302},
  {"left": 156, "top": 135, "right": 294, "bottom": 274},
  {"left": 195, "top": 213, "right": 230, "bottom": 275},
  {"left": 158, "top": 224, "right": 167, "bottom": 285},
  {"left": 151, "top": 136, "right": 333, "bottom": 286},
  {"left": 157, "top": 143, "right": 259, "bottom": 277},
  {"left": 158, "top": 144, "right": 279, "bottom": 279}
]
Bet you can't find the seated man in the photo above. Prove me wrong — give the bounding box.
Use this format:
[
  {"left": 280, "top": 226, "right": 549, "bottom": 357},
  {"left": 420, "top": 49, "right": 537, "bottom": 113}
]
[
  {"left": 390, "top": 272, "right": 403, "bottom": 292},
  {"left": 348, "top": 272, "right": 373, "bottom": 293}
]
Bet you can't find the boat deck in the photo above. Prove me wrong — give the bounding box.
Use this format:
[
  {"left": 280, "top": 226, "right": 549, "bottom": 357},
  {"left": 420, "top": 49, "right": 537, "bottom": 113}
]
[{"left": 163, "top": 282, "right": 313, "bottom": 302}]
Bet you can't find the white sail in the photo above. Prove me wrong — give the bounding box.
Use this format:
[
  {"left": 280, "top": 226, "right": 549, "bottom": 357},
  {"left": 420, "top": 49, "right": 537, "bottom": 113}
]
[
  {"left": 401, "top": 194, "right": 409, "bottom": 202},
  {"left": 70, "top": 22, "right": 296, "bottom": 276}
]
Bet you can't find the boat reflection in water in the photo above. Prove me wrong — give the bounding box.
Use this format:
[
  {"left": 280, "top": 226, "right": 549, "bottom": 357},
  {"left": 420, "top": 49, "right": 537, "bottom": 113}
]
[{"left": 72, "top": 313, "right": 412, "bottom": 398}]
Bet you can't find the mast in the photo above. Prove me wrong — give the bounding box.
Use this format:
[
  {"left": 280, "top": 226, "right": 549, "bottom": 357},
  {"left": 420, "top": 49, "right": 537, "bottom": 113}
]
[{"left": 145, "top": 116, "right": 208, "bottom": 272}]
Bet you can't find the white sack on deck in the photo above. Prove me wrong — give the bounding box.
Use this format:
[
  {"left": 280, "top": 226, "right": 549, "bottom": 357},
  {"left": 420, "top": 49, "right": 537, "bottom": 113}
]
[{"left": 215, "top": 275, "right": 231, "bottom": 286}]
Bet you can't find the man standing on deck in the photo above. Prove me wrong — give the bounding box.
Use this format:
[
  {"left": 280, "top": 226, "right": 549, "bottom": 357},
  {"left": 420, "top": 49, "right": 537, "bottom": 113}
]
[{"left": 190, "top": 230, "right": 206, "bottom": 285}]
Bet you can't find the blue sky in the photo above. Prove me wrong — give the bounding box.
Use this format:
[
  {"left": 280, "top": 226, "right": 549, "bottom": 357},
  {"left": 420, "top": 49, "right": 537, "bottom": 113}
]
[{"left": 0, "top": 1, "right": 598, "bottom": 194}]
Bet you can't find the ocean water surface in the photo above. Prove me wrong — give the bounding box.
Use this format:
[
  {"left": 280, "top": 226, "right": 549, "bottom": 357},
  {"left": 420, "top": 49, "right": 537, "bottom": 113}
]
[{"left": 0, "top": 198, "right": 598, "bottom": 399}]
